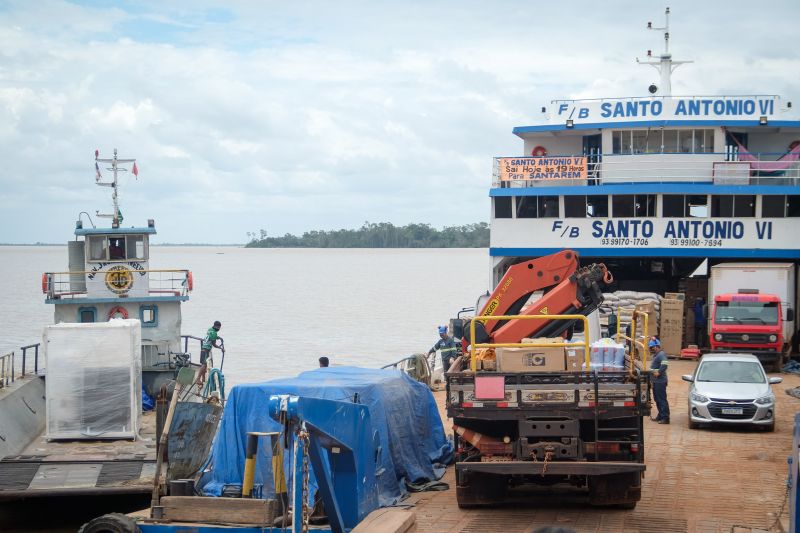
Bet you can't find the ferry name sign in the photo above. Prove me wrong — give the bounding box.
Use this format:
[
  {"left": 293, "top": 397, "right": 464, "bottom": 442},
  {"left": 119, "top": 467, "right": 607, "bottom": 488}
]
[
  {"left": 492, "top": 217, "right": 795, "bottom": 251},
  {"left": 498, "top": 156, "right": 588, "bottom": 181}
]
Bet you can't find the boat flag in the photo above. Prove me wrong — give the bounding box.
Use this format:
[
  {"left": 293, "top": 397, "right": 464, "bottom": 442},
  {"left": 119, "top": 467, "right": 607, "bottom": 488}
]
[
  {"left": 132, "top": 162, "right": 139, "bottom": 178},
  {"left": 95, "top": 161, "right": 102, "bottom": 180}
]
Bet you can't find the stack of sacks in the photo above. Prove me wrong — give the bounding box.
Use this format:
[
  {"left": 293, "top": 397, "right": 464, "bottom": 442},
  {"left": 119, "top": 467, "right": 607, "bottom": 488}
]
[
  {"left": 584, "top": 338, "right": 626, "bottom": 372},
  {"left": 599, "top": 291, "right": 661, "bottom": 335}
]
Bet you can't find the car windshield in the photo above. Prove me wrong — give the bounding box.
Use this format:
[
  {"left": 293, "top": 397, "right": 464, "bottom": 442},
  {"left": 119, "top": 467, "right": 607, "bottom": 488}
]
[
  {"left": 696, "top": 360, "right": 766, "bottom": 383},
  {"left": 714, "top": 300, "right": 778, "bottom": 325}
]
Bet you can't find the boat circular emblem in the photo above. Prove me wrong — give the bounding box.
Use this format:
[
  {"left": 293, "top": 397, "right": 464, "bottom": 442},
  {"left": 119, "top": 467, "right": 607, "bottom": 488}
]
[{"left": 104, "top": 265, "right": 134, "bottom": 294}]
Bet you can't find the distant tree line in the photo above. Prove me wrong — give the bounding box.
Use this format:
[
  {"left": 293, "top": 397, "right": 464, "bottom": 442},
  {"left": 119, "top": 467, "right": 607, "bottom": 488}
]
[{"left": 245, "top": 222, "right": 489, "bottom": 248}]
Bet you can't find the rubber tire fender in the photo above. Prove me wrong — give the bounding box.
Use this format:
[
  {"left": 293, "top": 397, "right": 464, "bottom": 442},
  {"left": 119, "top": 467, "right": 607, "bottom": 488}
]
[{"left": 78, "top": 513, "right": 141, "bottom": 533}]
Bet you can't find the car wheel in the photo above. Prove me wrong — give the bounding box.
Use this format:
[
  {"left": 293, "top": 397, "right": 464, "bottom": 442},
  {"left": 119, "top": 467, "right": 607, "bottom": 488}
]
[
  {"left": 763, "top": 422, "right": 775, "bottom": 432},
  {"left": 688, "top": 419, "right": 699, "bottom": 430}
]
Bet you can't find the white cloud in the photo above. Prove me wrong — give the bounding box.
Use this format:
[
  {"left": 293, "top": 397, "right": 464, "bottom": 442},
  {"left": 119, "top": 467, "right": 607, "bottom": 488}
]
[{"left": 0, "top": 0, "right": 798, "bottom": 243}]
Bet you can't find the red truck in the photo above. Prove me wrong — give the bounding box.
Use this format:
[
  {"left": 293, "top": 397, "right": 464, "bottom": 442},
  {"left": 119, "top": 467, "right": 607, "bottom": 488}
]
[{"left": 710, "top": 291, "right": 790, "bottom": 372}]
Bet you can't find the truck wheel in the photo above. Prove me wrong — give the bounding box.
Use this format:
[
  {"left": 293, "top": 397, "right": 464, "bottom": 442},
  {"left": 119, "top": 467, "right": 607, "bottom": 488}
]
[
  {"left": 588, "top": 472, "right": 641, "bottom": 507},
  {"left": 78, "top": 514, "right": 140, "bottom": 533},
  {"left": 456, "top": 470, "right": 507, "bottom": 508}
]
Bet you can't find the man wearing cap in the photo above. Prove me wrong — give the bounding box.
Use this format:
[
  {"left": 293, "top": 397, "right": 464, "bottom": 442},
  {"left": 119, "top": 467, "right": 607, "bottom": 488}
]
[
  {"left": 649, "top": 338, "right": 670, "bottom": 424},
  {"left": 428, "top": 326, "right": 458, "bottom": 372}
]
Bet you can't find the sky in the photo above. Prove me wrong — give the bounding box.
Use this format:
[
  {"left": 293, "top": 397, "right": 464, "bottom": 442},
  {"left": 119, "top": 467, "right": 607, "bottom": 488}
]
[{"left": 1, "top": 0, "right": 799, "bottom": 244}]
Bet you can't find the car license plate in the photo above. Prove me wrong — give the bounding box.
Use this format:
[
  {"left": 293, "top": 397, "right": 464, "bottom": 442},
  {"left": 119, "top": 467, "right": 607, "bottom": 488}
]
[{"left": 721, "top": 407, "right": 743, "bottom": 415}]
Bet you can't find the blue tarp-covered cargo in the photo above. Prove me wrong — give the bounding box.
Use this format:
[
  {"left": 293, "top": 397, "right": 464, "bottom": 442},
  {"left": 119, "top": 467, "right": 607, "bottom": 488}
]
[{"left": 199, "top": 366, "right": 453, "bottom": 506}]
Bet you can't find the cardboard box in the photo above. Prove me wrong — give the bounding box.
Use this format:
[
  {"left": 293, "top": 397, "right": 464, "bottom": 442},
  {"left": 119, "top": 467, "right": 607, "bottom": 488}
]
[
  {"left": 659, "top": 295, "right": 685, "bottom": 357},
  {"left": 565, "top": 347, "right": 583, "bottom": 372},
  {"left": 634, "top": 301, "right": 659, "bottom": 336},
  {"left": 496, "top": 344, "right": 566, "bottom": 372},
  {"left": 664, "top": 292, "right": 685, "bottom": 301}
]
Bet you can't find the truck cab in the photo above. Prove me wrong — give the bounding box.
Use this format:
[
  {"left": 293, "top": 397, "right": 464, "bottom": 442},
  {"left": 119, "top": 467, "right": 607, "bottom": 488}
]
[{"left": 710, "top": 291, "right": 792, "bottom": 371}]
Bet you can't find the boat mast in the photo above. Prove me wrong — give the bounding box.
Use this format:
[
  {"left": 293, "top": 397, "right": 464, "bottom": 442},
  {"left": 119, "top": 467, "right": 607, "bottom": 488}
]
[
  {"left": 95, "top": 148, "right": 136, "bottom": 228},
  {"left": 636, "top": 7, "right": 692, "bottom": 96}
]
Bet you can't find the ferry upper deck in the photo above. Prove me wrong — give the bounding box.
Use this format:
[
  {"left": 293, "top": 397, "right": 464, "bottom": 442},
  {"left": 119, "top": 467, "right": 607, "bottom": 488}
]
[{"left": 490, "top": 93, "right": 800, "bottom": 287}]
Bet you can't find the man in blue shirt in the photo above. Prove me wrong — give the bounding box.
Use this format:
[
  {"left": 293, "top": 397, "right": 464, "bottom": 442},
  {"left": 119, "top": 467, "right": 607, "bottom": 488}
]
[
  {"left": 428, "top": 325, "right": 458, "bottom": 372},
  {"left": 693, "top": 297, "right": 707, "bottom": 349},
  {"left": 649, "top": 338, "right": 670, "bottom": 424}
]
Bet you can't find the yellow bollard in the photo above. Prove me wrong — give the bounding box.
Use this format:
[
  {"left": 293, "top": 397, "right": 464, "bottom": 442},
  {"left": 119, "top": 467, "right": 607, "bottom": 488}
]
[{"left": 241, "top": 431, "right": 268, "bottom": 498}]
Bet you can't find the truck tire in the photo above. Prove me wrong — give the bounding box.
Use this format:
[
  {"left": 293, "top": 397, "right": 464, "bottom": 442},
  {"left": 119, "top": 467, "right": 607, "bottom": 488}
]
[
  {"left": 78, "top": 513, "right": 141, "bottom": 533},
  {"left": 588, "top": 472, "right": 641, "bottom": 508},
  {"left": 455, "top": 469, "right": 507, "bottom": 508}
]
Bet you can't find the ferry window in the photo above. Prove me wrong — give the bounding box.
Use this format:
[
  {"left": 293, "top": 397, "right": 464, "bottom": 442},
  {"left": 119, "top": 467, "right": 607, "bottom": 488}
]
[
  {"left": 612, "top": 195, "right": 635, "bottom": 217},
  {"left": 88, "top": 236, "right": 108, "bottom": 261},
  {"left": 762, "top": 196, "right": 786, "bottom": 217},
  {"left": 788, "top": 196, "right": 800, "bottom": 217},
  {"left": 663, "top": 130, "right": 679, "bottom": 153},
  {"left": 494, "top": 197, "right": 512, "bottom": 218},
  {"left": 109, "top": 237, "right": 126, "bottom": 260},
  {"left": 516, "top": 197, "right": 537, "bottom": 218},
  {"left": 663, "top": 195, "right": 686, "bottom": 217},
  {"left": 734, "top": 195, "right": 755, "bottom": 217},
  {"left": 564, "top": 196, "right": 585, "bottom": 218},
  {"left": 711, "top": 195, "right": 754, "bottom": 217},
  {"left": 635, "top": 194, "right": 657, "bottom": 217},
  {"left": 587, "top": 195, "right": 609, "bottom": 217},
  {"left": 612, "top": 128, "right": 715, "bottom": 154},
  {"left": 687, "top": 195, "right": 707, "bottom": 217},
  {"left": 126, "top": 235, "right": 146, "bottom": 260},
  {"left": 537, "top": 196, "right": 559, "bottom": 218},
  {"left": 711, "top": 196, "right": 734, "bottom": 217},
  {"left": 140, "top": 305, "right": 158, "bottom": 327},
  {"left": 631, "top": 131, "right": 651, "bottom": 154},
  {"left": 78, "top": 307, "right": 96, "bottom": 323}
]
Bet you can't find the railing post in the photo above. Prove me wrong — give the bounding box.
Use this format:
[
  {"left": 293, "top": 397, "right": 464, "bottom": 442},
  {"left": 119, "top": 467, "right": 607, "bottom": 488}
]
[
  {"left": 21, "top": 347, "right": 27, "bottom": 377},
  {"left": 11, "top": 350, "right": 14, "bottom": 384},
  {"left": 35, "top": 345, "right": 39, "bottom": 375}
]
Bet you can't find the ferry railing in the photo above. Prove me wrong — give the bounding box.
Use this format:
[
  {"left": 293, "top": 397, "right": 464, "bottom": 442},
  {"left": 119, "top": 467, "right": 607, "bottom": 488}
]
[
  {"left": 0, "top": 344, "right": 43, "bottom": 388},
  {"left": 0, "top": 351, "right": 13, "bottom": 388},
  {"left": 43, "top": 269, "right": 192, "bottom": 300},
  {"left": 492, "top": 152, "right": 800, "bottom": 187},
  {"left": 182, "top": 335, "right": 203, "bottom": 355}
]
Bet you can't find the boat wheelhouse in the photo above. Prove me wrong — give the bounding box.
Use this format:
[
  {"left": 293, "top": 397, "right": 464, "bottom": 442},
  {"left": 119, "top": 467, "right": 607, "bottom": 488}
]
[
  {"left": 42, "top": 150, "right": 193, "bottom": 395},
  {"left": 489, "top": 10, "right": 800, "bottom": 290}
]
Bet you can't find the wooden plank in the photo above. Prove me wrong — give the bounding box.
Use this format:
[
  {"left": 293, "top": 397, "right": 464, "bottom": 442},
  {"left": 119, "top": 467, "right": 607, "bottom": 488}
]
[
  {"left": 351, "top": 508, "right": 416, "bottom": 533},
  {"left": 161, "top": 496, "right": 275, "bottom": 525}
]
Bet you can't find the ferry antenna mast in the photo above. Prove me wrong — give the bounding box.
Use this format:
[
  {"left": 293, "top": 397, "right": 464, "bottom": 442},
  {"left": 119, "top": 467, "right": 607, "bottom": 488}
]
[
  {"left": 636, "top": 7, "right": 692, "bottom": 97},
  {"left": 95, "top": 148, "right": 136, "bottom": 228}
]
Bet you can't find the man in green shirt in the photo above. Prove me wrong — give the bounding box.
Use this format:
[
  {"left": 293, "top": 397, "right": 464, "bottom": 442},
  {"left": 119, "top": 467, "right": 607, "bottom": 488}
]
[{"left": 198, "top": 321, "right": 222, "bottom": 384}]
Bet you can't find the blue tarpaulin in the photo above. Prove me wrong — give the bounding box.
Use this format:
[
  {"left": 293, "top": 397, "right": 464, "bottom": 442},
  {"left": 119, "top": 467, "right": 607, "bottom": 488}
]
[{"left": 198, "top": 366, "right": 453, "bottom": 506}]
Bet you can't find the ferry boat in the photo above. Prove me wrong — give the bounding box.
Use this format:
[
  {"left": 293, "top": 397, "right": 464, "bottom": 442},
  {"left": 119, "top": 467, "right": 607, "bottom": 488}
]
[
  {"left": 0, "top": 150, "right": 221, "bottom": 501},
  {"left": 489, "top": 8, "right": 800, "bottom": 347}
]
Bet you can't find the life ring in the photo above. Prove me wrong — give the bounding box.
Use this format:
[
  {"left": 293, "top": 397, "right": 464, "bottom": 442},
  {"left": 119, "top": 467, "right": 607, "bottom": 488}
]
[
  {"left": 41, "top": 273, "right": 49, "bottom": 294},
  {"left": 108, "top": 306, "right": 129, "bottom": 320},
  {"left": 790, "top": 140, "right": 800, "bottom": 151},
  {"left": 531, "top": 145, "right": 547, "bottom": 157},
  {"left": 187, "top": 271, "right": 194, "bottom": 292}
]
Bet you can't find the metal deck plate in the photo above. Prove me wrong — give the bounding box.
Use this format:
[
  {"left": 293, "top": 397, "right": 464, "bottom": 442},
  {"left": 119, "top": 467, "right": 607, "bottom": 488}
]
[
  {"left": 97, "top": 461, "right": 144, "bottom": 486},
  {"left": 0, "top": 463, "right": 39, "bottom": 490},
  {"left": 28, "top": 463, "right": 102, "bottom": 490}
]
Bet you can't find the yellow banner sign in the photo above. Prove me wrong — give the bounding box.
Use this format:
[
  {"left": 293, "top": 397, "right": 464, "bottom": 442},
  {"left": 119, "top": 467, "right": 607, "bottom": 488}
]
[{"left": 498, "top": 156, "right": 588, "bottom": 181}]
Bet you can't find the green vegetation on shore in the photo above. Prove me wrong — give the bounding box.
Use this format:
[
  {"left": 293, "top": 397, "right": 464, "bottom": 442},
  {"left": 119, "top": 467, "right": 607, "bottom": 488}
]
[{"left": 246, "top": 222, "right": 489, "bottom": 248}]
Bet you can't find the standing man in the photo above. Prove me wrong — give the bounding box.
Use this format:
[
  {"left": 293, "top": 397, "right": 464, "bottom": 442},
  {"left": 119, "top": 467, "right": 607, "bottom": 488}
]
[
  {"left": 649, "top": 338, "right": 670, "bottom": 424},
  {"left": 428, "top": 325, "right": 458, "bottom": 372},
  {"left": 693, "top": 297, "right": 707, "bottom": 349},
  {"left": 198, "top": 321, "right": 223, "bottom": 385}
]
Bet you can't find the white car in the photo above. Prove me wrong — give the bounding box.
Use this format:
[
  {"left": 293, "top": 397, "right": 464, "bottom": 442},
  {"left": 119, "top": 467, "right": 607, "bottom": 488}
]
[{"left": 682, "top": 353, "right": 782, "bottom": 431}]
